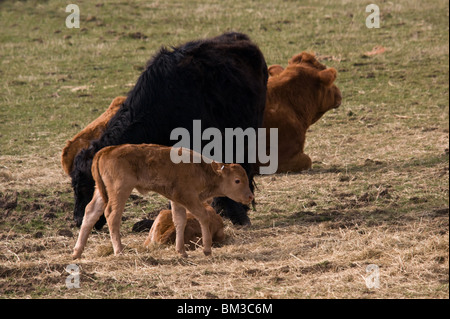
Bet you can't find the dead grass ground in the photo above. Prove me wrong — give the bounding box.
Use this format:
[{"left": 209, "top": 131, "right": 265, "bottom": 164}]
[{"left": 0, "top": 147, "right": 447, "bottom": 298}]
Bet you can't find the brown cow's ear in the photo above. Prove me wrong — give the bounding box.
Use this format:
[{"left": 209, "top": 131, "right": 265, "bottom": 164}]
[
  {"left": 288, "top": 52, "right": 316, "bottom": 65},
  {"left": 268, "top": 65, "right": 284, "bottom": 77},
  {"left": 288, "top": 53, "right": 303, "bottom": 65},
  {"left": 318, "top": 68, "right": 337, "bottom": 86}
]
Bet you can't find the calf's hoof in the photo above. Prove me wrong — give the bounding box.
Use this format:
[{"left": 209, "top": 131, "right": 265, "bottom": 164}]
[
  {"left": 203, "top": 250, "right": 212, "bottom": 257},
  {"left": 72, "top": 249, "right": 82, "bottom": 260},
  {"left": 113, "top": 247, "right": 125, "bottom": 256},
  {"left": 177, "top": 249, "right": 188, "bottom": 258}
]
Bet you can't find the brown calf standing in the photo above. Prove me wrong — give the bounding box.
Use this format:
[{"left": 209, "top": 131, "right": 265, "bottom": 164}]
[
  {"left": 72, "top": 144, "right": 253, "bottom": 259},
  {"left": 144, "top": 205, "right": 225, "bottom": 250}
]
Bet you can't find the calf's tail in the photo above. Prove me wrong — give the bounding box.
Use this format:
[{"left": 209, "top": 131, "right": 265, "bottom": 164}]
[{"left": 91, "top": 152, "right": 108, "bottom": 206}]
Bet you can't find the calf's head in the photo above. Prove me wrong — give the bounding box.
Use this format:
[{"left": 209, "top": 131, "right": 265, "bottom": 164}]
[
  {"left": 211, "top": 162, "right": 254, "bottom": 205},
  {"left": 269, "top": 51, "right": 342, "bottom": 125}
]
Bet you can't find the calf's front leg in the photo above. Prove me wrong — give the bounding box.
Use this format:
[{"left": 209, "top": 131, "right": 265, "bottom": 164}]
[
  {"left": 104, "top": 188, "right": 132, "bottom": 255},
  {"left": 187, "top": 204, "right": 213, "bottom": 256}
]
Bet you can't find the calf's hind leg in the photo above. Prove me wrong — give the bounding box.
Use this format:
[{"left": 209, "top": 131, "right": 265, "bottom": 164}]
[
  {"left": 72, "top": 190, "right": 105, "bottom": 259},
  {"left": 104, "top": 187, "right": 133, "bottom": 255},
  {"left": 171, "top": 201, "right": 188, "bottom": 257}
]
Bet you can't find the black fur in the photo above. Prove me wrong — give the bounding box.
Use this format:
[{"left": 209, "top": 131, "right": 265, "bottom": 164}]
[{"left": 70, "top": 32, "right": 268, "bottom": 228}]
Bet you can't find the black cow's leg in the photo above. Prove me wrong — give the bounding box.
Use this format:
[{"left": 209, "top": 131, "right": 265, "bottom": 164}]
[
  {"left": 72, "top": 184, "right": 107, "bottom": 230},
  {"left": 94, "top": 214, "right": 107, "bottom": 230}
]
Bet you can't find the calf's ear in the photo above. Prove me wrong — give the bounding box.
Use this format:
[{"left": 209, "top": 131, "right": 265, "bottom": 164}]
[
  {"left": 318, "top": 68, "right": 337, "bottom": 87},
  {"left": 211, "top": 161, "right": 224, "bottom": 176}
]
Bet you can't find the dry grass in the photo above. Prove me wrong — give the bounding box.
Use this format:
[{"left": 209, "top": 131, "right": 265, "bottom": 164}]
[
  {"left": 0, "top": 148, "right": 447, "bottom": 298},
  {"left": 0, "top": 204, "right": 447, "bottom": 298}
]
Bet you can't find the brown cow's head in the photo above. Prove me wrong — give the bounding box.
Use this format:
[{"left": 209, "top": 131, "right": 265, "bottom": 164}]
[{"left": 269, "top": 52, "right": 342, "bottom": 125}]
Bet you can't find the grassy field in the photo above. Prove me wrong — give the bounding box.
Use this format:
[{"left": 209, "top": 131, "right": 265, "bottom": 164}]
[{"left": 0, "top": 0, "right": 448, "bottom": 299}]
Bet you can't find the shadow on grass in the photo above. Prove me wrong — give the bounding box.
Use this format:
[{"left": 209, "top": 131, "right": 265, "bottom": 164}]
[
  {"left": 258, "top": 199, "right": 449, "bottom": 232},
  {"left": 293, "top": 152, "right": 449, "bottom": 177}
]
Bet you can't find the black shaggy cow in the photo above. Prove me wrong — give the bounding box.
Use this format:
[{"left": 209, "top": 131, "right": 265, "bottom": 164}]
[{"left": 70, "top": 32, "right": 268, "bottom": 229}]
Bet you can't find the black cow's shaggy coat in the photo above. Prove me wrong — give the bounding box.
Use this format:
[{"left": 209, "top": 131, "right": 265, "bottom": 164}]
[{"left": 70, "top": 32, "right": 268, "bottom": 229}]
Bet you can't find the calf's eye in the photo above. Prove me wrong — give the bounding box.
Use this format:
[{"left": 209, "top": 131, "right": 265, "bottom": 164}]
[{"left": 235, "top": 179, "right": 240, "bottom": 184}]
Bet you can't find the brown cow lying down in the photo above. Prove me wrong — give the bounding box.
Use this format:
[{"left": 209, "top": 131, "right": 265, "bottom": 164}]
[
  {"left": 264, "top": 52, "right": 342, "bottom": 173},
  {"left": 61, "top": 96, "right": 127, "bottom": 175},
  {"left": 72, "top": 144, "right": 253, "bottom": 259},
  {"left": 144, "top": 205, "right": 225, "bottom": 250}
]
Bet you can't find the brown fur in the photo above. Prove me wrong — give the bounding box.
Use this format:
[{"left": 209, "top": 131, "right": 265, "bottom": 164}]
[
  {"left": 60, "top": 96, "right": 126, "bottom": 175},
  {"left": 263, "top": 52, "right": 342, "bottom": 173},
  {"left": 72, "top": 144, "right": 253, "bottom": 259},
  {"left": 144, "top": 206, "right": 225, "bottom": 250}
]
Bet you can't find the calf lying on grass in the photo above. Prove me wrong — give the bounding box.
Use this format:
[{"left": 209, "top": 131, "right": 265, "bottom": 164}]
[
  {"left": 72, "top": 144, "right": 253, "bottom": 259},
  {"left": 144, "top": 205, "right": 226, "bottom": 250}
]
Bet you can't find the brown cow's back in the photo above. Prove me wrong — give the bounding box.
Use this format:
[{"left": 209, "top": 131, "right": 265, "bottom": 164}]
[{"left": 61, "top": 96, "right": 126, "bottom": 175}]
